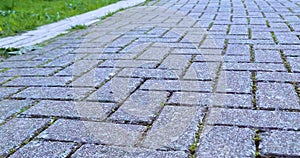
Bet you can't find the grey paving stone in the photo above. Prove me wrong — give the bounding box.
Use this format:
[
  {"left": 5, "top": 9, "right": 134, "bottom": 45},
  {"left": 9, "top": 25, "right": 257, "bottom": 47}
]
[
  {"left": 100, "top": 60, "right": 158, "bottom": 68},
  {"left": 141, "top": 106, "right": 205, "bottom": 151},
  {"left": 10, "top": 140, "right": 74, "bottom": 158},
  {"left": 287, "top": 57, "right": 300, "bottom": 72},
  {"left": 23, "top": 100, "right": 117, "bottom": 121},
  {"left": 38, "top": 119, "right": 146, "bottom": 146},
  {"left": 196, "top": 126, "right": 255, "bottom": 158},
  {"left": 0, "top": 68, "right": 58, "bottom": 77},
  {"left": 71, "top": 68, "right": 119, "bottom": 87},
  {"left": 206, "top": 108, "right": 300, "bottom": 130},
  {"left": 257, "top": 82, "right": 300, "bottom": 109},
  {"left": 260, "top": 130, "right": 300, "bottom": 157},
  {"left": 229, "top": 25, "right": 249, "bottom": 35},
  {"left": 109, "top": 91, "right": 168, "bottom": 124},
  {"left": 43, "top": 54, "right": 84, "bottom": 67},
  {"left": 12, "top": 87, "right": 92, "bottom": 100},
  {"left": 216, "top": 71, "right": 252, "bottom": 93},
  {"left": 256, "top": 72, "right": 300, "bottom": 82},
  {"left": 0, "top": 77, "right": 10, "bottom": 84},
  {"left": 223, "top": 63, "right": 286, "bottom": 71},
  {"left": 0, "top": 87, "right": 21, "bottom": 99},
  {"left": 184, "top": 62, "right": 220, "bottom": 80},
  {"left": 159, "top": 55, "right": 192, "bottom": 76},
  {"left": 255, "top": 50, "right": 282, "bottom": 63},
  {"left": 0, "top": 100, "right": 33, "bottom": 122},
  {"left": 33, "top": 48, "right": 74, "bottom": 60},
  {"left": 84, "top": 53, "right": 136, "bottom": 60},
  {"left": 72, "top": 144, "right": 188, "bottom": 158},
  {"left": 4, "top": 77, "right": 72, "bottom": 86},
  {"left": 0, "top": 118, "right": 50, "bottom": 156},
  {"left": 226, "top": 44, "right": 250, "bottom": 55},
  {"left": 137, "top": 47, "right": 170, "bottom": 61},
  {"left": 168, "top": 92, "right": 252, "bottom": 107},
  {"left": 55, "top": 60, "right": 99, "bottom": 76},
  {"left": 0, "top": 61, "right": 44, "bottom": 68},
  {"left": 86, "top": 77, "right": 142, "bottom": 102},
  {"left": 140, "top": 79, "right": 212, "bottom": 92},
  {"left": 117, "top": 68, "right": 179, "bottom": 79}
]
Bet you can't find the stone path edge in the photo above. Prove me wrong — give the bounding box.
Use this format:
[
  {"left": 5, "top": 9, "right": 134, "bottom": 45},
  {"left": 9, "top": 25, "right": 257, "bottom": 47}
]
[{"left": 0, "top": 0, "right": 146, "bottom": 48}]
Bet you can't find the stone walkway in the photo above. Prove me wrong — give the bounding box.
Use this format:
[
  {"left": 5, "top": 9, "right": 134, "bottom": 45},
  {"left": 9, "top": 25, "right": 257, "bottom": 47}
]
[{"left": 1, "top": 0, "right": 300, "bottom": 157}]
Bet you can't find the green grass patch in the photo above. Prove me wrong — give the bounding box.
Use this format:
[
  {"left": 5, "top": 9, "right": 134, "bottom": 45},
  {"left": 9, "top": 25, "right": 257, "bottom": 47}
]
[
  {"left": 0, "top": 47, "right": 20, "bottom": 58},
  {"left": 69, "top": 24, "right": 87, "bottom": 31},
  {"left": 0, "top": 0, "right": 119, "bottom": 37}
]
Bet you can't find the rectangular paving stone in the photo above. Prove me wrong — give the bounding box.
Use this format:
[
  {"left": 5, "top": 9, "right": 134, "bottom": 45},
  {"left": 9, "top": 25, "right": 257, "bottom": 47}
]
[
  {"left": 117, "top": 68, "right": 179, "bottom": 79},
  {"left": 72, "top": 144, "right": 188, "bottom": 158},
  {"left": 216, "top": 71, "right": 252, "bottom": 93},
  {"left": 255, "top": 50, "right": 282, "bottom": 63},
  {"left": 4, "top": 77, "right": 72, "bottom": 87},
  {"left": 33, "top": 48, "right": 73, "bottom": 60},
  {"left": 137, "top": 47, "right": 170, "bottom": 61},
  {"left": 43, "top": 54, "right": 85, "bottom": 67},
  {"left": 38, "top": 119, "right": 146, "bottom": 146},
  {"left": 197, "top": 126, "right": 255, "bottom": 157},
  {"left": 140, "top": 79, "right": 212, "bottom": 92},
  {"left": 84, "top": 53, "right": 136, "bottom": 60},
  {"left": 10, "top": 140, "right": 74, "bottom": 158},
  {"left": 86, "top": 77, "right": 142, "bottom": 102},
  {"left": 0, "top": 77, "right": 10, "bottom": 84},
  {"left": 0, "top": 61, "right": 44, "bottom": 68},
  {"left": 109, "top": 91, "right": 168, "bottom": 124},
  {"left": 141, "top": 106, "right": 205, "bottom": 151},
  {"left": 184, "top": 62, "right": 220, "bottom": 80},
  {"left": 287, "top": 57, "right": 300, "bottom": 72},
  {"left": 0, "top": 68, "right": 58, "bottom": 77},
  {"left": 0, "top": 87, "right": 20, "bottom": 99},
  {"left": 0, "top": 118, "right": 51, "bottom": 156},
  {"left": 71, "top": 67, "right": 119, "bottom": 87},
  {"left": 168, "top": 92, "right": 252, "bottom": 107},
  {"left": 99, "top": 60, "right": 158, "bottom": 68},
  {"left": 256, "top": 82, "right": 300, "bottom": 109},
  {"left": 12, "top": 87, "right": 92, "bottom": 100},
  {"left": 0, "top": 100, "right": 33, "bottom": 123},
  {"left": 223, "top": 63, "right": 286, "bottom": 71},
  {"left": 158, "top": 55, "right": 192, "bottom": 76},
  {"left": 23, "top": 100, "right": 117, "bottom": 121},
  {"left": 206, "top": 108, "right": 300, "bottom": 130},
  {"left": 55, "top": 60, "right": 99, "bottom": 76},
  {"left": 257, "top": 72, "right": 300, "bottom": 82},
  {"left": 226, "top": 44, "right": 250, "bottom": 55},
  {"left": 260, "top": 130, "right": 300, "bottom": 157}
]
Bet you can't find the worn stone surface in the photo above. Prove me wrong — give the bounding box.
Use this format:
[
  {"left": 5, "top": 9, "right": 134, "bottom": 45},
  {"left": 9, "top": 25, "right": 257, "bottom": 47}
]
[
  {"left": 216, "top": 71, "right": 252, "bottom": 93},
  {"left": 38, "top": 119, "right": 146, "bottom": 146},
  {"left": 196, "top": 126, "right": 255, "bottom": 157},
  {"left": 23, "top": 100, "right": 117, "bottom": 121},
  {"left": 4, "top": 77, "right": 72, "bottom": 86},
  {"left": 72, "top": 144, "right": 188, "bottom": 158},
  {"left": 260, "top": 130, "right": 300, "bottom": 157},
  {"left": 0, "top": 118, "right": 50, "bottom": 156},
  {"left": 10, "top": 141, "right": 75, "bottom": 158},
  {"left": 0, "top": 87, "right": 20, "bottom": 99},
  {"left": 0, "top": 100, "right": 33, "bottom": 122}
]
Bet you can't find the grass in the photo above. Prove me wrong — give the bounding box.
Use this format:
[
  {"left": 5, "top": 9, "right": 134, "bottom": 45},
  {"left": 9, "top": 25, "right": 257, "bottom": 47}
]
[
  {"left": 0, "top": 47, "right": 20, "bottom": 58},
  {"left": 0, "top": 0, "right": 119, "bottom": 37}
]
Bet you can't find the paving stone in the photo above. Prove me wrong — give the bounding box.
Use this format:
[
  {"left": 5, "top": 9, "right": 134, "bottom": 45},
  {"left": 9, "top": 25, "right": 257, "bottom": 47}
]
[
  {"left": 0, "top": 77, "right": 10, "bottom": 84},
  {"left": 33, "top": 48, "right": 74, "bottom": 60},
  {"left": 256, "top": 71, "right": 300, "bottom": 82},
  {"left": 38, "top": 119, "right": 146, "bottom": 146},
  {"left": 0, "top": 61, "right": 44, "bottom": 68},
  {"left": 23, "top": 100, "right": 117, "bottom": 121},
  {"left": 287, "top": 57, "right": 300, "bottom": 72},
  {"left": 109, "top": 91, "right": 168, "bottom": 124},
  {"left": 223, "top": 63, "right": 286, "bottom": 71},
  {"left": 0, "top": 87, "right": 21, "bottom": 99},
  {"left": 226, "top": 44, "right": 250, "bottom": 55},
  {"left": 84, "top": 53, "right": 136, "bottom": 60},
  {"left": 86, "top": 77, "right": 142, "bottom": 102},
  {"left": 12, "top": 87, "right": 92, "bottom": 100},
  {"left": 229, "top": 25, "right": 249, "bottom": 35},
  {"left": 4, "top": 77, "right": 72, "bottom": 86},
  {"left": 257, "top": 82, "right": 300, "bottom": 109},
  {"left": 206, "top": 108, "right": 300, "bottom": 130},
  {"left": 0, "top": 100, "right": 33, "bottom": 123},
  {"left": 141, "top": 106, "right": 205, "bottom": 151},
  {"left": 71, "top": 68, "right": 119, "bottom": 87},
  {"left": 168, "top": 92, "right": 252, "bottom": 107},
  {"left": 0, "top": 118, "right": 50, "bottom": 156},
  {"left": 55, "top": 60, "right": 99, "bottom": 76},
  {"left": 141, "top": 79, "right": 212, "bottom": 92},
  {"left": 159, "top": 55, "right": 192, "bottom": 76},
  {"left": 0, "top": 68, "right": 58, "bottom": 77},
  {"left": 72, "top": 144, "right": 188, "bottom": 158},
  {"left": 10, "top": 141, "right": 74, "bottom": 158},
  {"left": 255, "top": 50, "right": 282, "bottom": 63},
  {"left": 43, "top": 54, "right": 84, "bottom": 67},
  {"left": 137, "top": 47, "right": 170, "bottom": 61},
  {"left": 196, "top": 126, "right": 255, "bottom": 157},
  {"left": 117, "top": 68, "right": 179, "bottom": 79},
  {"left": 183, "top": 62, "right": 220, "bottom": 80},
  {"left": 216, "top": 71, "right": 252, "bottom": 93},
  {"left": 260, "top": 130, "right": 300, "bottom": 157},
  {"left": 100, "top": 60, "right": 158, "bottom": 68}
]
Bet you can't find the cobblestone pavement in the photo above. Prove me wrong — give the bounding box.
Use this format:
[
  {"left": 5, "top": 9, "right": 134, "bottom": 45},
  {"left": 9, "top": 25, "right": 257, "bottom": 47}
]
[{"left": 1, "top": 0, "right": 300, "bottom": 157}]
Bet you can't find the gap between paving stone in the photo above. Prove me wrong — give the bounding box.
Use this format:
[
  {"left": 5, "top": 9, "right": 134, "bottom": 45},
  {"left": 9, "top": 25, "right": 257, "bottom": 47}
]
[{"left": 0, "top": 0, "right": 146, "bottom": 48}]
